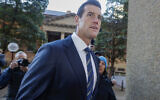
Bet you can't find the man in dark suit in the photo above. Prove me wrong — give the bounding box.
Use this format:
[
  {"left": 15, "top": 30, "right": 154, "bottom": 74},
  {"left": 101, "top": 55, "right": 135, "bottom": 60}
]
[{"left": 16, "top": 0, "right": 102, "bottom": 100}]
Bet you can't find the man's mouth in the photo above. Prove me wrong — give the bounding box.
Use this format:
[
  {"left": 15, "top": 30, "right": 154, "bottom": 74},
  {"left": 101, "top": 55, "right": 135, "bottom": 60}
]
[{"left": 89, "top": 26, "right": 98, "bottom": 30}]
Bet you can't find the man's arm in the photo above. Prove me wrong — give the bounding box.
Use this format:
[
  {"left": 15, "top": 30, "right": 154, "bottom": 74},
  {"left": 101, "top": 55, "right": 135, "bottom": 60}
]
[
  {"left": 16, "top": 44, "right": 57, "bottom": 99},
  {"left": 0, "top": 59, "right": 21, "bottom": 89},
  {"left": 0, "top": 67, "right": 11, "bottom": 89}
]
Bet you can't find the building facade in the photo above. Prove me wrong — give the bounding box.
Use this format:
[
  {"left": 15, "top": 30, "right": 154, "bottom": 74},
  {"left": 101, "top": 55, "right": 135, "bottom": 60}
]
[{"left": 43, "top": 10, "right": 76, "bottom": 42}]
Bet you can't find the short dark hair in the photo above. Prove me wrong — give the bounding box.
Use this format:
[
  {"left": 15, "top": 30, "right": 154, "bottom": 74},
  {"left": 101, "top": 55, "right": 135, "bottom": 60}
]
[
  {"left": 77, "top": 0, "right": 101, "bottom": 18},
  {"left": 95, "top": 51, "right": 102, "bottom": 56}
]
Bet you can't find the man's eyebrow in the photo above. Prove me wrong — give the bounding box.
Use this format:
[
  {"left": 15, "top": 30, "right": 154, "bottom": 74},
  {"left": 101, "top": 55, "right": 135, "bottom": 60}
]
[
  {"left": 87, "top": 11, "right": 94, "bottom": 14},
  {"left": 87, "top": 11, "right": 101, "bottom": 16}
]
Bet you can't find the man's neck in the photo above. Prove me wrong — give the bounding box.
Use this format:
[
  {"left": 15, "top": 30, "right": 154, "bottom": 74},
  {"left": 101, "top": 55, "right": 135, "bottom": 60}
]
[{"left": 76, "top": 32, "right": 91, "bottom": 46}]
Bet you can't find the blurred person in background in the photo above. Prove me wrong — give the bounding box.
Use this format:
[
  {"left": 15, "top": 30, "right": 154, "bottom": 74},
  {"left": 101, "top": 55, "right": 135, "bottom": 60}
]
[
  {"left": 96, "top": 56, "right": 116, "bottom": 100},
  {"left": 0, "top": 51, "right": 29, "bottom": 100}
]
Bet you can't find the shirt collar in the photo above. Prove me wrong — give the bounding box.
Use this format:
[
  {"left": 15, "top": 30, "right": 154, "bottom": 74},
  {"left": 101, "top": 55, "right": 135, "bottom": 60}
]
[{"left": 71, "top": 32, "right": 88, "bottom": 52}]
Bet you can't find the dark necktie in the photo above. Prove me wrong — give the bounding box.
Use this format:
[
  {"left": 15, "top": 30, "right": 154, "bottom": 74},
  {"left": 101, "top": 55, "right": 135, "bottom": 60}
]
[{"left": 84, "top": 47, "right": 94, "bottom": 100}]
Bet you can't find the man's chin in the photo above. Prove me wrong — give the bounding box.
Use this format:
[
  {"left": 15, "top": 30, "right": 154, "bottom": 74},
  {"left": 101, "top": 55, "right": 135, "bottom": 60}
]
[{"left": 91, "top": 32, "right": 98, "bottom": 38}]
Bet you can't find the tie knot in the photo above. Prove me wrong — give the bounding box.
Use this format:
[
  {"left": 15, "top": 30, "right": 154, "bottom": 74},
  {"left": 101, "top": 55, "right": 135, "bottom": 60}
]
[{"left": 84, "top": 47, "right": 91, "bottom": 53}]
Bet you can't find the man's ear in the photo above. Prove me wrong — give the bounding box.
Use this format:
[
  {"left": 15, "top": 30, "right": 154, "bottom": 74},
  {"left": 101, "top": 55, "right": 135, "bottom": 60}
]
[{"left": 74, "top": 15, "right": 79, "bottom": 25}]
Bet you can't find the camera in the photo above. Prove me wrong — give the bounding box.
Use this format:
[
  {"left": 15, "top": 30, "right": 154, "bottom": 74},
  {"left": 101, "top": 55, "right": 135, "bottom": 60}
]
[{"left": 17, "top": 58, "right": 30, "bottom": 67}]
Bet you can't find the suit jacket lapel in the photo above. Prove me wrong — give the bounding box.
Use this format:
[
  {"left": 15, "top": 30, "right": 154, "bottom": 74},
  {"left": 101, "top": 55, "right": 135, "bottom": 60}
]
[{"left": 63, "top": 36, "right": 87, "bottom": 97}]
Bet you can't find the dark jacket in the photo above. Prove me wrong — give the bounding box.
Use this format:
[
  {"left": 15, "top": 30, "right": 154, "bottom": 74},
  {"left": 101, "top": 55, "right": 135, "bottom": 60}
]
[
  {"left": 0, "top": 67, "right": 26, "bottom": 100},
  {"left": 16, "top": 36, "right": 100, "bottom": 100},
  {"left": 96, "top": 75, "right": 116, "bottom": 100},
  {"left": 0, "top": 54, "right": 6, "bottom": 74}
]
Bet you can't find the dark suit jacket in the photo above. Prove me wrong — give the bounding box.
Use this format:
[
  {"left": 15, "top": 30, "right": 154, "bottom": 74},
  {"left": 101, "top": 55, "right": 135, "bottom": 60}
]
[
  {"left": 16, "top": 36, "right": 100, "bottom": 100},
  {"left": 96, "top": 75, "right": 116, "bottom": 100}
]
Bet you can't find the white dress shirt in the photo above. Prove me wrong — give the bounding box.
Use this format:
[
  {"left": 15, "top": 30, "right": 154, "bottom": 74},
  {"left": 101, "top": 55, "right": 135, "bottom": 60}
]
[{"left": 71, "top": 32, "right": 97, "bottom": 90}]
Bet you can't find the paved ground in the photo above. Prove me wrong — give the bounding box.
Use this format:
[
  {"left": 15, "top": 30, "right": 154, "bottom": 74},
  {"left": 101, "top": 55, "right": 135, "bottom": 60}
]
[
  {"left": 113, "top": 85, "right": 125, "bottom": 100},
  {"left": 0, "top": 85, "right": 125, "bottom": 100},
  {"left": 0, "top": 87, "right": 7, "bottom": 100}
]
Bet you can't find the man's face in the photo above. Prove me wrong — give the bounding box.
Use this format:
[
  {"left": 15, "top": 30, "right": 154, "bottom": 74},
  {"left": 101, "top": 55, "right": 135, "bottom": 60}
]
[{"left": 75, "top": 4, "right": 101, "bottom": 40}]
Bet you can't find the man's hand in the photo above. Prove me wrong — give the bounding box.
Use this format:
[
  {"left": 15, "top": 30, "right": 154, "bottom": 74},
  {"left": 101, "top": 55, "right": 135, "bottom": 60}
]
[{"left": 9, "top": 61, "right": 18, "bottom": 69}]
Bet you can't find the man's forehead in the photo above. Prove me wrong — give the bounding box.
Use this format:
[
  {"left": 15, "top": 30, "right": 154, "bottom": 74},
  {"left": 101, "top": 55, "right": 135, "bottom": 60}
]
[{"left": 84, "top": 5, "right": 101, "bottom": 15}]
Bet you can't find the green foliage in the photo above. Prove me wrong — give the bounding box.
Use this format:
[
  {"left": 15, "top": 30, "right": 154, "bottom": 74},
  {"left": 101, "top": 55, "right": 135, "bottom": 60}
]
[
  {"left": 0, "top": 0, "right": 49, "bottom": 52},
  {"left": 95, "top": 0, "right": 128, "bottom": 76}
]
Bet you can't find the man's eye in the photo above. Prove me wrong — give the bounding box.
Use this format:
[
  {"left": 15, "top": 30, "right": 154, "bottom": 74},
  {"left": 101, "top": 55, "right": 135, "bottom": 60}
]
[
  {"left": 98, "top": 15, "right": 102, "bottom": 20},
  {"left": 88, "top": 13, "right": 93, "bottom": 16}
]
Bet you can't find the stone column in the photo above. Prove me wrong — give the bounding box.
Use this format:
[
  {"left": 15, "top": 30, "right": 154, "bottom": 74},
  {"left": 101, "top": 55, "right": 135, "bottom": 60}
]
[
  {"left": 126, "top": 0, "right": 160, "bottom": 100},
  {"left": 61, "top": 32, "right": 65, "bottom": 39},
  {"left": 44, "top": 30, "right": 48, "bottom": 43}
]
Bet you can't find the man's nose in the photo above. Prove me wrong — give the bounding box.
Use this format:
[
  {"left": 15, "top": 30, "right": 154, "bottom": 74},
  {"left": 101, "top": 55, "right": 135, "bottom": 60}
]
[{"left": 93, "top": 18, "right": 99, "bottom": 25}]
